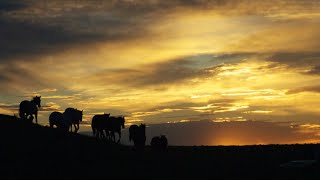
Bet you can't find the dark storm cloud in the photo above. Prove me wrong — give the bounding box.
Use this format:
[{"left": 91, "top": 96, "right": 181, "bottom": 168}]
[
  {"left": 0, "top": 63, "right": 49, "bottom": 94},
  {"left": 286, "top": 86, "right": 320, "bottom": 94},
  {"left": 305, "top": 65, "right": 320, "bottom": 75},
  {"left": 1, "top": 0, "right": 319, "bottom": 61},
  {"left": 0, "top": 1, "right": 154, "bottom": 62},
  {"left": 260, "top": 52, "right": 320, "bottom": 75},
  {"left": 89, "top": 53, "right": 245, "bottom": 87},
  {"left": 0, "top": 0, "right": 27, "bottom": 11},
  {"left": 0, "top": 15, "right": 147, "bottom": 62},
  {"left": 268, "top": 53, "right": 320, "bottom": 67},
  {"left": 88, "top": 62, "right": 208, "bottom": 87},
  {"left": 0, "top": 18, "right": 82, "bottom": 60}
]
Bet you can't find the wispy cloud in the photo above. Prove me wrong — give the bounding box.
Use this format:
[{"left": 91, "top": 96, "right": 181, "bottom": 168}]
[{"left": 1, "top": 0, "right": 320, "bottom": 145}]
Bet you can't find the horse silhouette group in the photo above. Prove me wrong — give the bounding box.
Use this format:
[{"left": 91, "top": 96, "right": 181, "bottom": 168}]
[
  {"left": 91, "top": 113, "right": 125, "bottom": 143},
  {"left": 49, "top": 108, "right": 83, "bottom": 133},
  {"left": 19, "top": 96, "right": 168, "bottom": 150}
]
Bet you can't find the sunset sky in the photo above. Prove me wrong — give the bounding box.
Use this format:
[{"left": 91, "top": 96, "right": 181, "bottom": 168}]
[{"left": 1, "top": 0, "right": 320, "bottom": 145}]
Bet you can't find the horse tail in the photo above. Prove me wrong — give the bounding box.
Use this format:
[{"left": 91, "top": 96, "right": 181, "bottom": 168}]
[
  {"left": 92, "top": 126, "right": 96, "bottom": 136},
  {"left": 129, "top": 127, "right": 134, "bottom": 142},
  {"left": 129, "top": 132, "right": 132, "bottom": 142},
  {"left": 19, "top": 108, "right": 24, "bottom": 120},
  {"left": 49, "top": 118, "right": 53, "bottom": 128},
  {"left": 91, "top": 118, "right": 96, "bottom": 136}
]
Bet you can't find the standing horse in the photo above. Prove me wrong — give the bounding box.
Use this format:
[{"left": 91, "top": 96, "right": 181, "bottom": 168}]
[
  {"left": 129, "top": 124, "right": 146, "bottom": 150},
  {"left": 91, "top": 113, "right": 110, "bottom": 139},
  {"left": 151, "top": 135, "right": 168, "bottom": 152},
  {"left": 63, "top": 108, "right": 83, "bottom": 133},
  {"left": 107, "top": 116, "right": 125, "bottom": 143},
  {"left": 19, "top": 96, "right": 41, "bottom": 124},
  {"left": 49, "top": 111, "right": 69, "bottom": 132}
]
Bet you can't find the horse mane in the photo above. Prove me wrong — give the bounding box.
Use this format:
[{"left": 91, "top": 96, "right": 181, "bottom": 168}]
[
  {"left": 32, "top": 96, "right": 41, "bottom": 101},
  {"left": 65, "top": 107, "right": 75, "bottom": 111}
]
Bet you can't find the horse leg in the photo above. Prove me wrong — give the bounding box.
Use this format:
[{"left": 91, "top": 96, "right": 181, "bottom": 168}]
[
  {"left": 95, "top": 129, "right": 99, "bottom": 138},
  {"left": 96, "top": 129, "right": 100, "bottom": 138},
  {"left": 69, "top": 124, "right": 73, "bottom": 132},
  {"left": 100, "top": 130, "right": 105, "bottom": 139},
  {"left": 118, "top": 131, "right": 121, "bottom": 143},
  {"left": 76, "top": 123, "right": 79, "bottom": 133},
  {"left": 26, "top": 114, "right": 32, "bottom": 123},
  {"left": 105, "top": 130, "right": 110, "bottom": 141},
  {"left": 112, "top": 132, "right": 115, "bottom": 142},
  {"left": 74, "top": 123, "right": 78, "bottom": 133},
  {"left": 35, "top": 112, "right": 38, "bottom": 124},
  {"left": 100, "top": 130, "right": 104, "bottom": 139}
]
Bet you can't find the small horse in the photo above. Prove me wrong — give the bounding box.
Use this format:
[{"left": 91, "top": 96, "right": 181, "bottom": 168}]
[
  {"left": 49, "top": 111, "right": 69, "bottom": 132},
  {"left": 129, "top": 124, "right": 146, "bottom": 150},
  {"left": 91, "top": 113, "right": 110, "bottom": 139},
  {"left": 107, "top": 116, "right": 125, "bottom": 143},
  {"left": 151, "top": 135, "right": 168, "bottom": 152},
  {"left": 19, "top": 96, "right": 41, "bottom": 124},
  {"left": 63, "top": 108, "right": 83, "bottom": 133}
]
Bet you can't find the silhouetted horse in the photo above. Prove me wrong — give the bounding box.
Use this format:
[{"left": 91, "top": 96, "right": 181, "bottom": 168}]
[
  {"left": 91, "top": 113, "right": 110, "bottom": 139},
  {"left": 63, "top": 108, "right": 83, "bottom": 133},
  {"left": 151, "top": 135, "right": 168, "bottom": 152},
  {"left": 19, "top": 96, "right": 41, "bottom": 124},
  {"left": 129, "top": 124, "right": 146, "bottom": 150},
  {"left": 107, "top": 116, "right": 125, "bottom": 143},
  {"left": 49, "top": 111, "right": 69, "bottom": 132}
]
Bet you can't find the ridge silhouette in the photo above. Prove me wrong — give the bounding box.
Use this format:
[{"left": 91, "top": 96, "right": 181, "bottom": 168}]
[{"left": 0, "top": 114, "right": 320, "bottom": 179}]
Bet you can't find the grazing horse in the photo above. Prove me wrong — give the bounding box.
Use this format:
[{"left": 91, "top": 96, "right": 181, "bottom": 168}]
[
  {"left": 49, "top": 111, "right": 69, "bottom": 132},
  {"left": 129, "top": 124, "right": 146, "bottom": 150},
  {"left": 63, "top": 108, "right": 83, "bottom": 133},
  {"left": 19, "top": 96, "right": 41, "bottom": 124},
  {"left": 151, "top": 135, "right": 168, "bottom": 152},
  {"left": 107, "top": 116, "right": 125, "bottom": 143},
  {"left": 91, "top": 113, "right": 110, "bottom": 139}
]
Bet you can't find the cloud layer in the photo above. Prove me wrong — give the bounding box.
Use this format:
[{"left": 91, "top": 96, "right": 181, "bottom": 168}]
[{"left": 1, "top": 0, "right": 320, "bottom": 145}]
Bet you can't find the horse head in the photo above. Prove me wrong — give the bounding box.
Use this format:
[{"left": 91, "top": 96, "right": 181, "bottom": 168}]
[
  {"left": 104, "top": 113, "right": 110, "bottom": 119},
  {"left": 79, "top": 110, "right": 83, "bottom": 121},
  {"left": 120, "top": 116, "right": 125, "bottom": 128},
  {"left": 140, "top": 123, "right": 146, "bottom": 129},
  {"left": 33, "top": 96, "right": 41, "bottom": 107}
]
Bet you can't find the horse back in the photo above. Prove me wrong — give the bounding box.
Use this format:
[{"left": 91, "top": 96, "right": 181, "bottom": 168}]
[
  {"left": 50, "top": 111, "right": 68, "bottom": 127},
  {"left": 129, "top": 125, "right": 138, "bottom": 134},
  {"left": 91, "top": 114, "right": 107, "bottom": 128},
  {"left": 19, "top": 100, "right": 37, "bottom": 113},
  {"left": 49, "top": 112, "right": 63, "bottom": 121},
  {"left": 63, "top": 108, "right": 82, "bottom": 123}
]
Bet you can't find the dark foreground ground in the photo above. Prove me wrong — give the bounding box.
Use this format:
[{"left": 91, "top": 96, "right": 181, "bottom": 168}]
[{"left": 0, "top": 114, "right": 320, "bottom": 180}]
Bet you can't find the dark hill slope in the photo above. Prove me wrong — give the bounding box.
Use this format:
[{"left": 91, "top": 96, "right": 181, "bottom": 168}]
[{"left": 0, "top": 114, "right": 320, "bottom": 179}]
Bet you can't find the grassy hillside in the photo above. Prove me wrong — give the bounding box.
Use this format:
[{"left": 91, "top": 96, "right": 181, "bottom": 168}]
[{"left": 0, "top": 114, "right": 319, "bottom": 179}]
